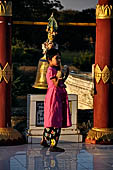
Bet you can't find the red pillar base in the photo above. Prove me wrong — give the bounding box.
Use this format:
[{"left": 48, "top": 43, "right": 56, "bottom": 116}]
[
  {"left": 0, "top": 128, "right": 24, "bottom": 145},
  {"left": 85, "top": 128, "right": 113, "bottom": 144}
]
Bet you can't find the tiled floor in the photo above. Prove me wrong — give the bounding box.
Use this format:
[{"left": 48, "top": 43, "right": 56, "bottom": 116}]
[{"left": 0, "top": 143, "right": 113, "bottom": 170}]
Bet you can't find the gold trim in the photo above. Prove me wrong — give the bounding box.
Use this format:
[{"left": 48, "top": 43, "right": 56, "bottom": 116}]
[
  {"left": 46, "top": 13, "right": 58, "bottom": 42},
  {"left": 0, "top": 62, "right": 12, "bottom": 83},
  {"left": 95, "top": 64, "right": 101, "bottom": 83},
  {"left": 102, "top": 65, "right": 110, "bottom": 84},
  {"left": 13, "top": 21, "right": 96, "bottom": 27},
  {"left": 0, "top": 128, "right": 22, "bottom": 141},
  {"left": 92, "top": 127, "right": 113, "bottom": 132},
  {"left": 3, "top": 62, "right": 12, "bottom": 83},
  {"left": 86, "top": 128, "right": 113, "bottom": 142},
  {"left": 0, "top": 66, "right": 2, "bottom": 82},
  {"left": 94, "top": 64, "right": 110, "bottom": 84},
  {"left": 111, "top": 68, "right": 113, "bottom": 84},
  {"left": 96, "top": 4, "right": 113, "bottom": 19},
  {"left": 0, "top": 1, "right": 12, "bottom": 16}
]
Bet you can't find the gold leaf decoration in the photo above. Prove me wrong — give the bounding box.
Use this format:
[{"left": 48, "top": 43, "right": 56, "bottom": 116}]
[
  {"left": 96, "top": 4, "right": 113, "bottom": 19},
  {"left": 0, "top": 1, "right": 12, "bottom": 16},
  {"left": 0, "top": 62, "right": 12, "bottom": 84},
  {"left": 95, "top": 64, "right": 102, "bottom": 84},
  {"left": 3, "top": 62, "right": 11, "bottom": 83},
  {"left": 0, "top": 65, "right": 2, "bottom": 82},
  {"left": 95, "top": 64, "right": 111, "bottom": 84},
  {"left": 102, "top": 65, "right": 110, "bottom": 84},
  {"left": 111, "top": 68, "right": 113, "bottom": 84}
]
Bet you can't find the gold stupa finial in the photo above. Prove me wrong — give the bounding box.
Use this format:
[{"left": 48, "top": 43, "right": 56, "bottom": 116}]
[
  {"left": 33, "top": 14, "right": 59, "bottom": 89},
  {"left": 46, "top": 13, "right": 58, "bottom": 42},
  {"left": 42, "top": 13, "right": 58, "bottom": 54},
  {"left": 0, "top": 1, "right": 12, "bottom": 16}
]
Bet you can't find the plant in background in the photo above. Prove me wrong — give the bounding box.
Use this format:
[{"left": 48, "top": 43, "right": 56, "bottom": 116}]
[{"left": 62, "top": 50, "right": 94, "bottom": 72}]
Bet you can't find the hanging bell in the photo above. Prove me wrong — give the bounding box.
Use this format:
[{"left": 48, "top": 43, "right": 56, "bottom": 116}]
[
  {"left": 32, "top": 55, "right": 49, "bottom": 89},
  {"left": 33, "top": 13, "right": 58, "bottom": 89}
]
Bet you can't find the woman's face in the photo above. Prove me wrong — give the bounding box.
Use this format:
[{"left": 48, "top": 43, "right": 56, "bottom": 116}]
[{"left": 49, "top": 54, "right": 61, "bottom": 67}]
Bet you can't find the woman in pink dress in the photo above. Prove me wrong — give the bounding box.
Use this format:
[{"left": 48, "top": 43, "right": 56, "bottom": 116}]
[{"left": 40, "top": 48, "right": 72, "bottom": 152}]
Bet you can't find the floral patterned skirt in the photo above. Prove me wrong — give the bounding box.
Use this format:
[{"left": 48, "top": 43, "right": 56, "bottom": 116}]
[{"left": 43, "top": 127, "right": 61, "bottom": 147}]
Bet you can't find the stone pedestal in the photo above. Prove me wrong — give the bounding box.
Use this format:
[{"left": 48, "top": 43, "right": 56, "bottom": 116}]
[{"left": 27, "top": 94, "right": 82, "bottom": 143}]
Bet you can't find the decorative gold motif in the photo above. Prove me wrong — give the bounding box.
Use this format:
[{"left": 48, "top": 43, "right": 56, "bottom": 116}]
[
  {"left": 96, "top": 4, "right": 113, "bottom": 19},
  {"left": 111, "top": 68, "right": 113, "bottom": 84},
  {"left": 86, "top": 128, "right": 113, "bottom": 143},
  {"left": 0, "top": 1, "right": 12, "bottom": 16},
  {"left": 92, "top": 127, "right": 113, "bottom": 132},
  {"left": 0, "top": 128, "right": 22, "bottom": 141},
  {"left": 95, "top": 64, "right": 102, "bottom": 84},
  {"left": 46, "top": 13, "right": 58, "bottom": 42},
  {"left": 0, "top": 62, "right": 12, "bottom": 83},
  {"left": 102, "top": 65, "right": 110, "bottom": 84},
  {"left": 94, "top": 64, "right": 110, "bottom": 84},
  {"left": 0, "top": 66, "right": 2, "bottom": 82}
]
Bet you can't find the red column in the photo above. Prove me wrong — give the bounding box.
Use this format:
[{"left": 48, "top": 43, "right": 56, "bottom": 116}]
[
  {"left": 0, "top": 12, "right": 12, "bottom": 127},
  {"left": 94, "top": 0, "right": 113, "bottom": 128},
  {"left": 86, "top": 0, "right": 113, "bottom": 144},
  {"left": 0, "top": 1, "right": 23, "bottom": 145}
]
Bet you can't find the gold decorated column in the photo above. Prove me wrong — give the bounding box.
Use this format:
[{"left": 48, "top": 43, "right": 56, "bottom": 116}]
[
  {"left": 86, "top": 0, "right": 113, "bottom": 144},
  {"left": 0, "top": 1, "right": 23, "bottom": 145}
]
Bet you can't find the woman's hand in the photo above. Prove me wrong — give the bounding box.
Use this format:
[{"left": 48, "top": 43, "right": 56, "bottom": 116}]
[
  {"left": 51, "top": 70, "right": 62, "bottom": 87},
  {"left": 56, "top": 70, "right": 62, "bottom": 79}
]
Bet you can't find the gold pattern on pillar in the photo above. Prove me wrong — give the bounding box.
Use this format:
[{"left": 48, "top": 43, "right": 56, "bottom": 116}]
[
  {"left": 0, "top": 128, "right": 24, "bottom": 145},
  {"left": 86, "top": 128, "right": 113, "bottom": 144},
  {"left": 0, "top": 62, "right": 12, "bottom": 83},
  {"left": 0, "top": 1, "right": 12, "bottom": 16},
  {"left": 96, "top": 4, "right": 113, "bottom": 19},
  {"left": 94, "top": 64, "right": 110, "bottom": 84}
]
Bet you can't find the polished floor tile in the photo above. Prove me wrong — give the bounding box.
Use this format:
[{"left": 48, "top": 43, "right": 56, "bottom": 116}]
[{"left": 0, "top": 143, "right": 113, "bottom": 170}]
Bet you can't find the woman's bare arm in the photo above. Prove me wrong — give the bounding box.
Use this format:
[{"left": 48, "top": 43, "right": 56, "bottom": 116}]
[{"left": 51, "top": 77, "right": 62, "bottom": 87}]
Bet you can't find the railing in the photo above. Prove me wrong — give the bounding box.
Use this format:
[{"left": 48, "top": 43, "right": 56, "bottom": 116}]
[{"left": 13, "top": 21, "right": 96, "bottom": 27}]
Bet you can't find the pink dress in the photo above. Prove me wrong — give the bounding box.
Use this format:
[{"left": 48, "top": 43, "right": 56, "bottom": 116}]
[{"left": 44, "top": 66, "right": 72, "bottom": 128}]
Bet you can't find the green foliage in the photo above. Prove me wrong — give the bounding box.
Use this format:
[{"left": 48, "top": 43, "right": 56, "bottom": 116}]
[
  {"left": 62, "top": 50, "right": 94, "bottom": 71},
  {"left": 12, "top": 63, "right": 36, "bottom": 107},
  {"left": 11, "top": 2, "right": 96, "bottom": 107},
  {"left": 56, "top": 8, "right": 95, "bottom": 22},
  {"left": 11, "top": 46, "right": 94, "bottom": 107},
  {"left": 12, "top": 4, "right": 96, "bottom": 51},
  {"left": 12, "top": 45, "right": 42, "bottom": 65},
  {"left": 12, "top": 0, "right": 63, "bottom": 21},
  {"left": 61, "top": 50, "right": 75, "bottom": 65}
]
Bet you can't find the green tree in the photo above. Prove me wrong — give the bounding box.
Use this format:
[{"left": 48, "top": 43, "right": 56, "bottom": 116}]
[
  {"left": 56, "top": 8, "right": 95, "bottom": 22},
  {"left": 12, "top": 0, "right": 64, "bottom": 21}
]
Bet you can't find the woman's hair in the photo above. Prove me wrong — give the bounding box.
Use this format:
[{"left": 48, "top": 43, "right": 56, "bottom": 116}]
[{"left": 46, "top": 48, "right": 61, "bottom": 61}]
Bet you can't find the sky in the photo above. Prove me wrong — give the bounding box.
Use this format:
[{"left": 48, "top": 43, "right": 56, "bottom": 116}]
[{"left": 60, "top": 0, "right": 98, "bottom": 11}]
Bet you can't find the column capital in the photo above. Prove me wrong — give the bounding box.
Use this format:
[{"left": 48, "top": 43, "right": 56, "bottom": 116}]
[
  {"left": 96, "top": 4, "right": 113, "bottom": 19},
  {"left": 0, "top": 1, "right": 12, "bottom": 16}
]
